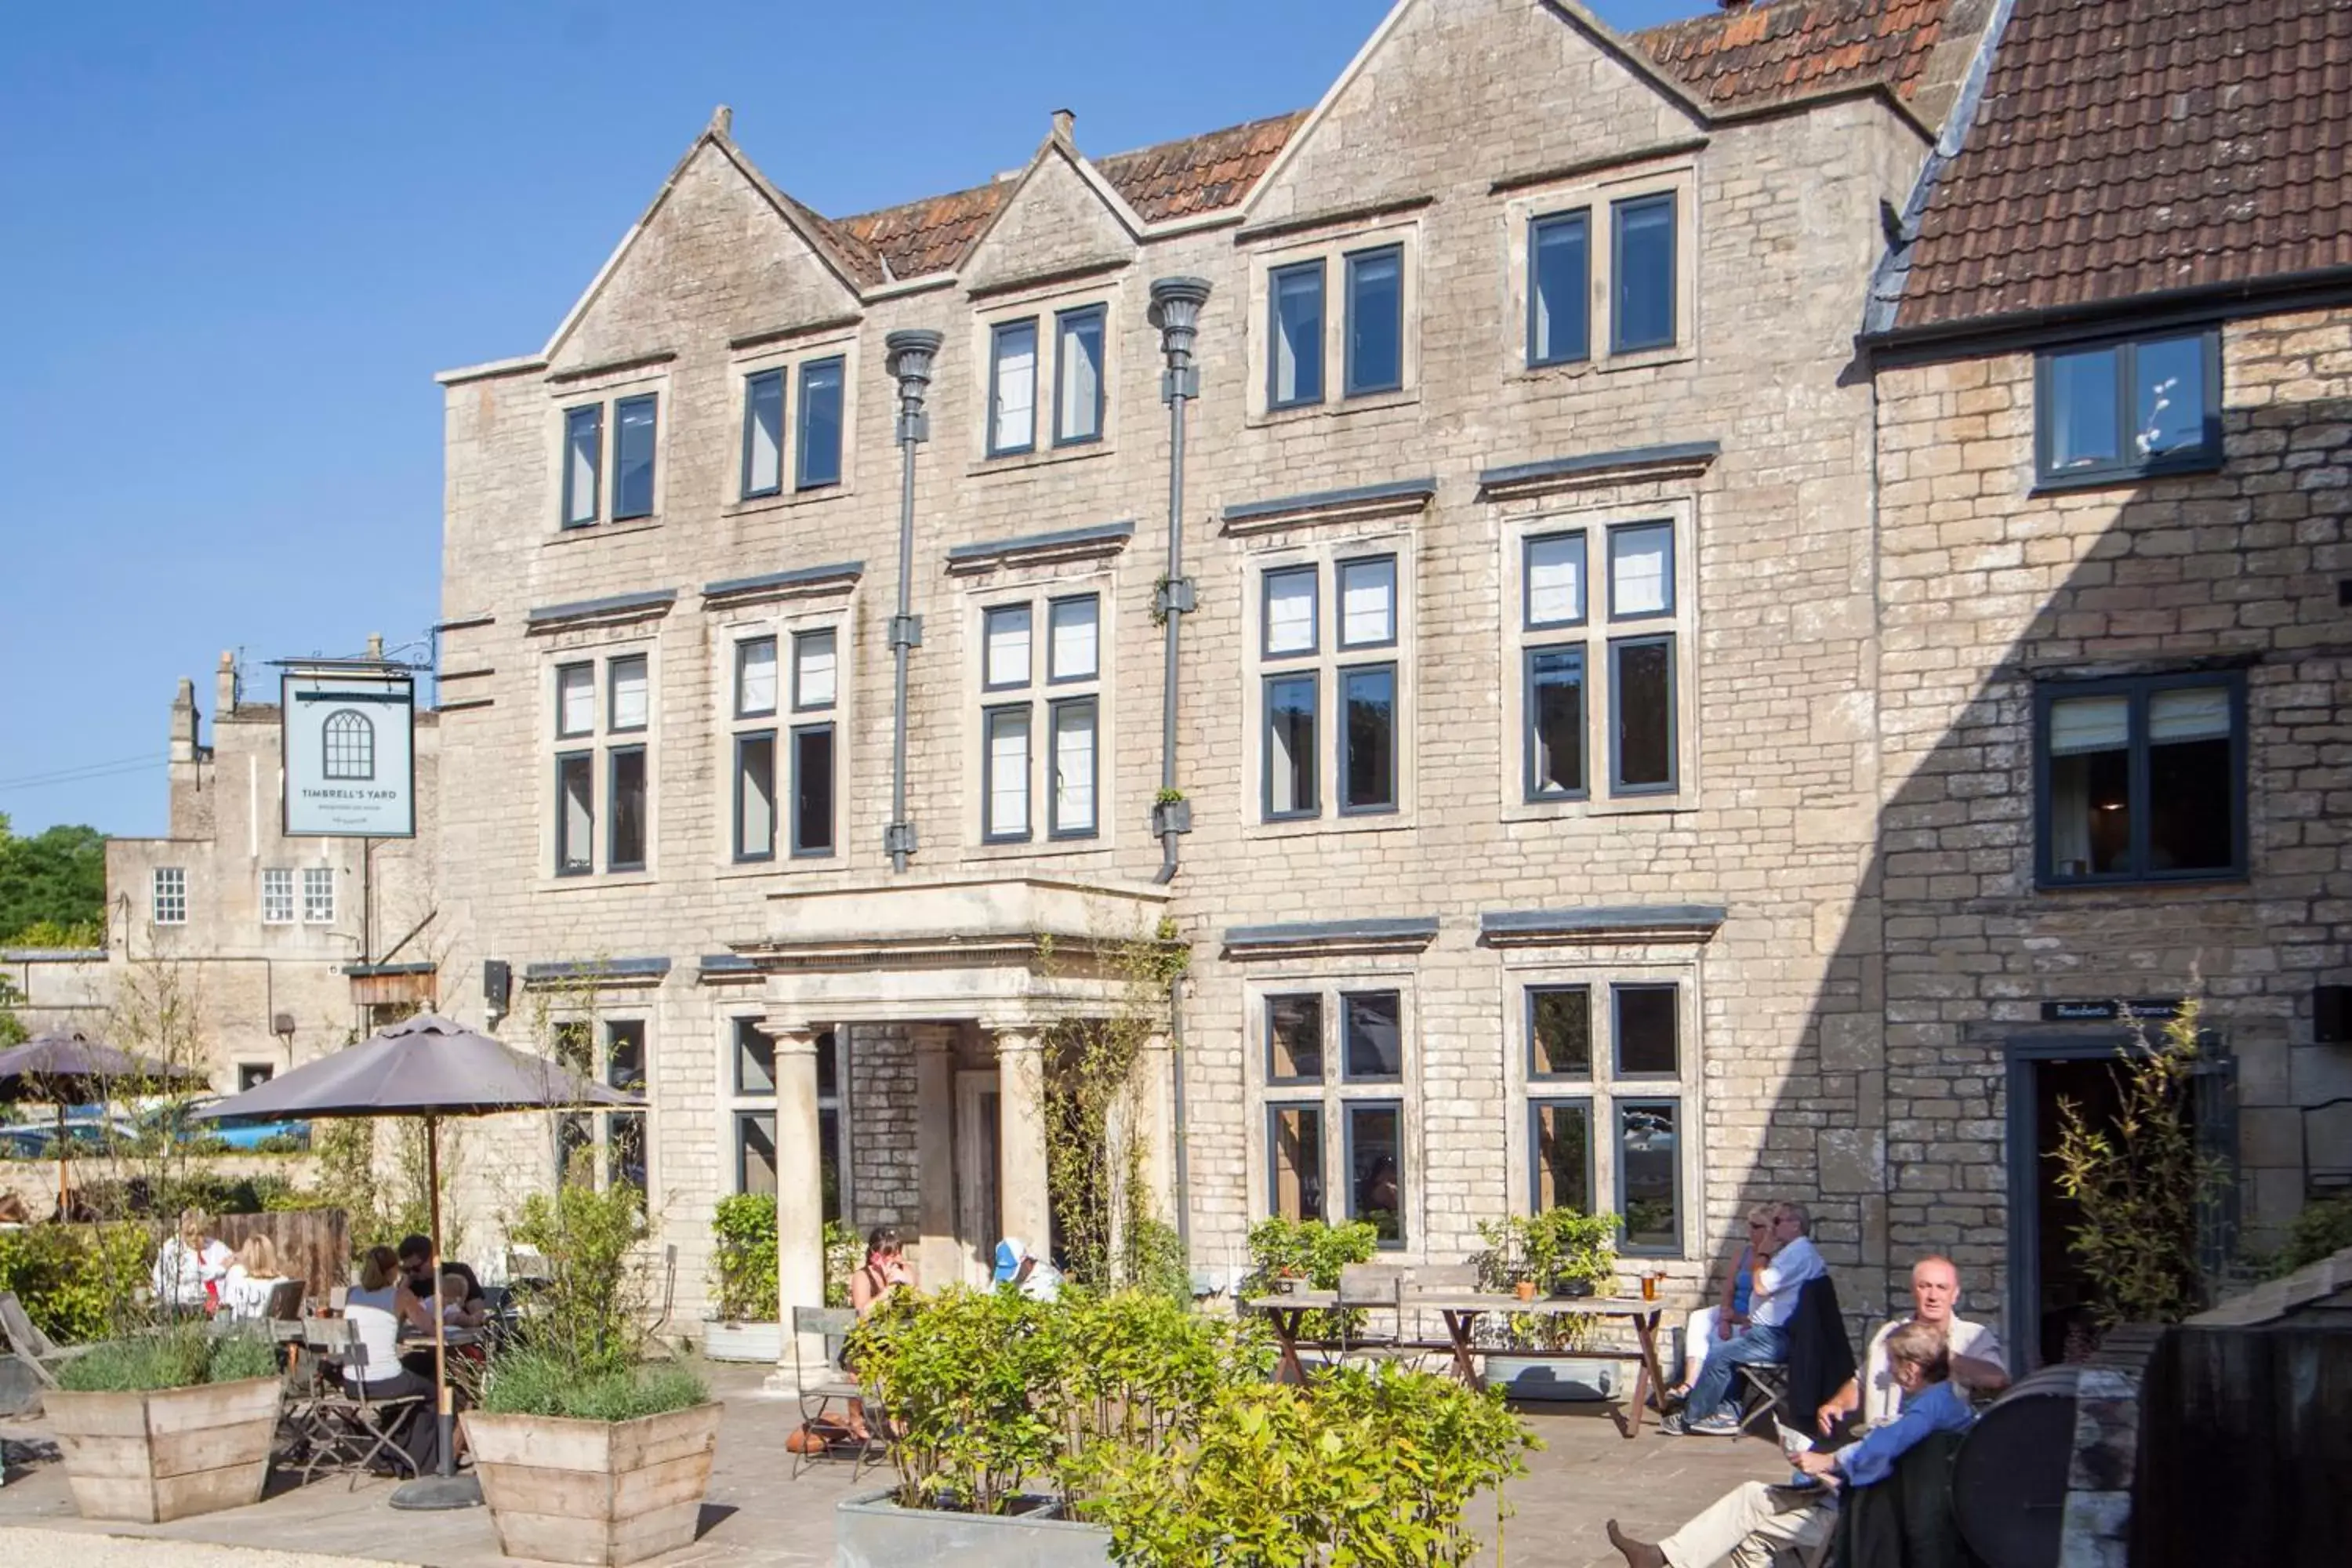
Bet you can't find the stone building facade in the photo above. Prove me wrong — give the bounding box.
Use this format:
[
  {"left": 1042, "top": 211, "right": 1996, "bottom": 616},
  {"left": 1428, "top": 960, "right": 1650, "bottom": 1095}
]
[
  {"left": 430, "top": 0, "right": 2005, "bottom": 1338},
  {"left": 99, "top": 652, "right": 440, "bottom": 1090},
  {"left": 1859, "top": 0, "right": 2352, "bottom": 1364}
]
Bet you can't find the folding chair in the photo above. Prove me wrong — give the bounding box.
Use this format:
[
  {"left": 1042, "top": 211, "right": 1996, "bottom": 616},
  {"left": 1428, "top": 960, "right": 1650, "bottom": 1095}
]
[
  {"left": 1732, "top": 1359, "right": 1792, "bottom": 1439},
  {"left": 292, "top": 1319, "right": 428, "bottom": 1487},
  {"left": 1334, "top": 1264, "right": 1409, "bottom": 1365},
  {"left": 0, "top": 1290, "right": 88, "bottom": 1388},
  {"left": 789, "top": 1306, "right": 885, "bottom": 1481},
  {"left": 641, "top": 1243, "right": 680, "bottom": 1359}
]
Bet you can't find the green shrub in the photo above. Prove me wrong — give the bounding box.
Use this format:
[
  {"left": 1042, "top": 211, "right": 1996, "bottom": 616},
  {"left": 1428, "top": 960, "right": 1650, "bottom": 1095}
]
[
  {"left": 1472, "top": 1208, "right": 1618, "bottom": 1350},
  {"left": 0, "top": 1224, "right": 151, "bottom": 1344},
  {"left": 707, "top": 1193, "right": 777, "bottom": 1323},
  {"left": 508, "top": 1174, "right": 649, "bottom": 1381},
  {"left": 479, "top": 1345, "right": 707, "bottom": 1421},
  {"left": 854, "top": 1284, "right": 1066, "bottom": 1515},
  {"left": 2274, "top": 1195, "right": 2352, "bottom": 1276},
  {"left": 56, "top": 1325, "right": 279, "bottom": 1392},
  {"left": 825, "top": 1219, "right": 860, "bottom": 1311}
]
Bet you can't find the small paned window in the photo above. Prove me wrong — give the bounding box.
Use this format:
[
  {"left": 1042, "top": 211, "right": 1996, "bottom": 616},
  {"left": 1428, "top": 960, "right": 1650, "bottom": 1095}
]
[
  {"left": 984, "top": 706, "right": 1032, "bottom": 841},
  {"left": 1048, "top": 596, "right": 1099, "bottom": 682},
  {"left": 989, "top": 320, "right": 1039, "bottom": 456},
  {"left": 151, "top": 867, "right": 187, "bottom": 926},
  {"left": 1262, "top": 568, "right": 1319, "bottom": 659},
  {"left": 1344, "top": 245, "right": 1404, "bottom": 397},
  {"left": 1338, "top": 557, "right": 1396, "bottom": 650},
  {"left": 612, "top": 394, "right": 658, "bottom": 520},
  {"left": 301, "top": 866, "right": 335, "bottom": 924},
  {"left": 556, "top": 663, "right": 594, "bottom": 739},
  {"left": 983, "top": 604, "right": 1033, "bottom": 691},
  {"left": 1345, "top": 1102, "right": 1404, "bottom": 1244},
  {"left": 1340, "top": 665, "right": 1396, "bottom": 814},
  {"left": 1265, "top": 673, "right": 1319, "bottom": 818},
  {"left": 1530, "top": 1100, "right": 1593, "bottom": 1214},
  {"left": 733, "top": 1015, "right": 775, "bottom": 1095},
  {"left": 1269, "top": 260, "right": 1326, "bottom": 408},
  {"left": 1269, "top": 1103, "right": 1326, "bottom": 1222},
  {"left": 1607, "top": 524, "right": 1673, "bottom": 619},
  {"left": 2036, "top": 330, "right": 2221, "bottom": 485},
  {"left": 261, "top": 868, "right": 295, "bottom": 925},
  {"left": 793, "top": 630, "right": 837, "bottom": 710},
  {"left": 1617, "top": 1100, "right": 1680, "bottom": 1254},
  {"left": 791, "top": 724, "right": 836, "bottom": 856},
  {"left": 735, "top": 732, "right": 776, "bottom": 862},
  {"left": 1525, "top": 533, "right": 1587, "bottom": 629},
  {"left": 608, "top": 748, "right": 648, "bottom": 871},
  {"left": 1341, "top": 991, "right": 1403, "bottom": 1082},
  {"left": 608, "top": 655, "right": 649, "bottom": 734},
  {"left": 1049, "top": 698, "right": 1098, "bottom": 837},
  {"left": 742, "top": 369, "right": 785, "bottom": 499},
  {"left": 1515, "top": 975, "right": 1690, "bottom": 1254},
  {"left": 2038, "top": 672, "right": 2243, "bottom": 884},
  {"left": 736, "top": 638, "right": 778, "bottom": 720},
  {"left": 1613, "top": 984, "right": 1679, "bottom": 1076},
  {"left": 556, "top": 754, "right": 593, "bottom": 875},
  {"left": 1054, "top": 307, "right": 1106, "bottom": 445},
  {"left": 1610, "top": 637, "right": 1676, "bottom": 794},
  {"left": 1528, "top": 986, "right": 1592, "bottom": 1079},
  {"left": 1529, "top": 210, "right": 1592, "bottom": 366},
  {"left": 561, "top": 405, "right": 602, "bottom": 528},
  {"left": 1517, "top": 517, "right": 1685, "bottom": 804},
  {"left": 558, "top": 1020, "right": 648, "bottom": 1192},
  {"left": 1266, "top": 994, "right": 1323, "bottom": 1083},
  {"left": 1260, "top": 982, "right": 1410, "bottom": 1246},
  {"left": 1611, "top": 194, "right": 1676, "bottom": 354},
  {"left": 797, "top": 358, "right": 846, "bottom": 489},
  {"left": 1526, "top": 648, "right": 1586, "bottom": 800}
]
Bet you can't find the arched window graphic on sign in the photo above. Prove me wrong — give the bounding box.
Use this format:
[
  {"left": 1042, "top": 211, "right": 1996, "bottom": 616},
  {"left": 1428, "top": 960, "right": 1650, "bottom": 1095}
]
[{"left": 321, "top": 709, "right": 377, "bottom": 781}]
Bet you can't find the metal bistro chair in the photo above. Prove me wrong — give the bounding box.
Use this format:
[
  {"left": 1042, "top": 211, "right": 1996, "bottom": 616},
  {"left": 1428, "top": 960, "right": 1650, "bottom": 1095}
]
[
  {"left": 1334, "top": 1263, "right": 1411, "bottom": 1366},
  {"left": 292, "top": 1318, "right": 429, "bottom": 1486},
  {"left": 790, "top": 1305, "right": 886, "bottom": 1481},
  {"left": 0, "top": 1290, "right": 89, "bottom": 1388}
]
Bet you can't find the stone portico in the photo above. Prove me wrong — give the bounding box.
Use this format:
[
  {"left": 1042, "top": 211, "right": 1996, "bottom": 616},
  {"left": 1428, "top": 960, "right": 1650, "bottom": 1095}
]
[{"left": 737, "top": 876, "right": 1169, "bottom": 1367}]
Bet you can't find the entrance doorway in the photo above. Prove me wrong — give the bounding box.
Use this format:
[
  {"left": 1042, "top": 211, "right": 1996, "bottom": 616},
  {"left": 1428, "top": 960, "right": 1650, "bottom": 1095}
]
[
  {"left": 2003, "top": 1032, "right": 2236, "bottom": 1371},
  {"left": 955, "top": 1069, "right": 1002, "bottom": 1287}
]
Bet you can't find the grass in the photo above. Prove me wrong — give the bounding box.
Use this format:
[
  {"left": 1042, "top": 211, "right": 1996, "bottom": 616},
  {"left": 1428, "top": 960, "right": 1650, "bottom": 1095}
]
[
  {"left": 479, "top": 1346, "right": 710, "bottom": 1422},
  {"left": 55, "top": 1324, "right": 280, "bottom": 1392}
]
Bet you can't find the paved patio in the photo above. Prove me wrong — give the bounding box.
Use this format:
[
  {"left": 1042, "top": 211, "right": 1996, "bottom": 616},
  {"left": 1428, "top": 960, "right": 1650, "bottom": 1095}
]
[{"left": 0, "top": 1358, "right": 1788, "bottom": 1566}]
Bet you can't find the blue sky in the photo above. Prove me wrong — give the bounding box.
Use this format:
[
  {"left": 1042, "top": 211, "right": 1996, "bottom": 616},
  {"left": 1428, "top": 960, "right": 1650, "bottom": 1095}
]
[{"left": 0, "top": 0, "right": 1704, "bottom": 837}]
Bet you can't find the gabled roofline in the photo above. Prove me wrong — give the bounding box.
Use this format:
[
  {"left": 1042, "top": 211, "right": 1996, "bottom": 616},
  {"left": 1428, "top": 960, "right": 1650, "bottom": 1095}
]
[
  {"left": 950, "top": 125, "right": 1149, "bottom": 280},
  {"left": 1239, "top": 0, "right": 1711, "bottom": 224},
  {"left": 537, "top": 107, "right": 869, "bottom": 366}
]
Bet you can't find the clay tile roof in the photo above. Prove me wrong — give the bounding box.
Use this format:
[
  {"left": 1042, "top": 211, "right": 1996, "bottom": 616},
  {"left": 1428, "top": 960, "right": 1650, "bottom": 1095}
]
[
  {"left": 775, "top": 190, "right": 889, "bottom": 291},
  {"left": 1895, "top": 0, "right": 2352, "bottom": 331},
  {"left": 1095, "top": 111, "right": 1312, "bottom": 224},
  {"left": 839, "top": 181, "right": 1012, "bottom": 283},
  {"left": 1637, "top": 0, "right": 1953, "bottom": 114}
]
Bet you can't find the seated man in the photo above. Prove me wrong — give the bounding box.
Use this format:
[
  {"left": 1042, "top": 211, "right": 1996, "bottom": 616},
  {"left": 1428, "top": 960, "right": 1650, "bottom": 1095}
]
[
  {"left": 397, "top": 1234, "right": 485, "bottom": 1314},
  {"left": 1816, "top": 1254, "right": 2008, "bottom": 1436},
  {"left": 1664, "top": 1200, "right": 1824, "bottom": 1436},
  {"left": 1608, "top": 1319, "right": 1973, "bottom": 1568}
]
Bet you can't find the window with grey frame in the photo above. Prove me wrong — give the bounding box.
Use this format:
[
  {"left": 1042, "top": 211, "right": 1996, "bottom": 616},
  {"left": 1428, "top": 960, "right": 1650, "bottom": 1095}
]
[
  {"left": 1054, "top": 306, "right": 1106, "bottom": 445},
  {"left": 1261, "top": 557, "right": 1399, "bottom": 822},
  {"left": 559, "top": 394, "right": 658, "bottom": 529},
  {"left": 728, "top": 1019, "right": 848, "bottom": 1217},
  {"left": 1519, "top": 978, "right": 1685, "bottom": 1254},
  {"left": 1602, "top": 522, "right": 1679, "bottom": 797},
  {"left": 978, "top": 594, "right": 1100, "bottom": 844},
  {"left": 790, "top": 628, "right": 838, "bottom": 857},
  {"left": 557, "top": 1018, "right": 648, "bottom": 1193},
  {"left": 988, "top": 319, "right": 1040, "bottom": 456},
  {"left": 1527, "top": 209, "right": 1591, "bottom": 367},
  {"left": 552, "top": 654, "right": 652, "bottom": 876},
  {"left": 2035, "top": 670, "right": 2243, "bottom": 886},
  {"left": 561, "top": 404, "right": 601, "bottom": 528},
  {"left": 797, "top": 357, "right": 846, "bottom": 489},
  {"left": 1344, "top": 245, "right": 1403, "bottom": 397},
  {"left": 731, "top": 637, "right": 778, "bottom": 862},
  {"left": 1610, "top": 193, "right": 1675, "bottom": 354},
  {"left": 741, "top": 369, "right": 785, "bottom": 499},
  {"left": 1268, "top": 260, "right": 1325, "bottom": 408},
  {"left": 1521, "top": 529, "right": 1589, "bottom": 799},
  {"left": 2035, "top": 328, "right": 2221, "bottom": 487},
  {"left": 1259, "top": 985, "right": 1406, "bottom": 1247}
]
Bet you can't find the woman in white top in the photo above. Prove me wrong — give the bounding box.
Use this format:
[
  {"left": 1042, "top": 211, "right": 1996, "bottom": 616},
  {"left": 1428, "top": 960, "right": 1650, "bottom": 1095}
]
[
  {"left": 220, "top": 1233, "right": 286, "bottom": 1320},
  {"left": 343, "top": 1244, "right": 448, "bottom": 1475},
  {"left": 150, "top": 1210, "right": 234, "bottom": 1316}
]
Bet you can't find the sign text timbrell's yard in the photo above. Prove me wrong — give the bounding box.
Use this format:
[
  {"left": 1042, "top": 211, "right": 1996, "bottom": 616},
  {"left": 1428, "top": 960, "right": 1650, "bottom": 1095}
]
[{"left": 281, "top": 671, "right": 417, "bottom": 839}]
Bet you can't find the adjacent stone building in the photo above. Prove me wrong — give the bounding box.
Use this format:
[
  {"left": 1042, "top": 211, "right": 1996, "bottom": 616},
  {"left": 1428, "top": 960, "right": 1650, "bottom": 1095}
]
[
  {"left": 1860, "top": 0, "right": 2352, "bottom": 1364},
  {"left": 99, "top": 652, "right": 441, "bottom": 1089},
  {"left": 431, "top": 0, "right": 2015, "bottom": 1338}
]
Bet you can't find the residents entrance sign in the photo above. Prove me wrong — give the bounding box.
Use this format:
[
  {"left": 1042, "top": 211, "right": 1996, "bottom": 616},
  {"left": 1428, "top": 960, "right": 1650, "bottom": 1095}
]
[{"left": 281, "top": 670, "right": 416, "bottom": 837}]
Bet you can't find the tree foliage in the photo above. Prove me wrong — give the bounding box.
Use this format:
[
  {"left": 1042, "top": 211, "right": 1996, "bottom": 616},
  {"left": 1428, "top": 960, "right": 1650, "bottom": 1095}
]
[{"left": 0, "top": 814, "right": 107, "bottom": 947}]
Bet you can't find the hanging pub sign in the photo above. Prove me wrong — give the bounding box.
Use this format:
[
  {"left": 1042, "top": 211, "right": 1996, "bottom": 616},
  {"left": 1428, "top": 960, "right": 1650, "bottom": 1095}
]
[
  {"left": 2039, "top": 998, "right": 2183, "bottom": 1022},
  {"left": 281, "top": 670, "right": 416, "bottom": 838}
]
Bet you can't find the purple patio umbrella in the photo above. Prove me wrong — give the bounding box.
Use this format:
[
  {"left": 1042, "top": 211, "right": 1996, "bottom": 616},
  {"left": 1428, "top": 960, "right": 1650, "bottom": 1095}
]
[
  {"left": 0, "top": 1029, "right": 209, "bottom": 1214},
  {"left": 196, "top": 1011, "right": 642, "bottom": 1510}
]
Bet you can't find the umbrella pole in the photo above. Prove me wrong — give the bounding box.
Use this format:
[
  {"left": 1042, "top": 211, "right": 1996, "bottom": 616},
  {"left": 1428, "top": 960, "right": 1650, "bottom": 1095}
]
[
  {"left": 390, "top": 1113, "right": 481, "bottom": 1511},
  {"left": 56, "top": 1104, "right": 67, "bottom": 1219}
]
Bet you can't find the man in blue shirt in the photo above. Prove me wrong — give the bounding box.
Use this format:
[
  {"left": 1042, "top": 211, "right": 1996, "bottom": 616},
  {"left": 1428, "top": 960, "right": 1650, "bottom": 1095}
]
[
  {"left": 1608, "top": 1319, "right": 1973, "bottom": 1568},
  {"left": 1664, "top": 1200, "right": 1825, "bottom": 1436}
]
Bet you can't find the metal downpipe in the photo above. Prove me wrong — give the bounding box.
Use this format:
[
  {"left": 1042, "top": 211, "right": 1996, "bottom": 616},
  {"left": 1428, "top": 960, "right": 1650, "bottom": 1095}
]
[
  {"left": 1147, "top": 278, "right": 1209, "bottom": 887},
  {"left": 882, "top": 331, "right": 942, "bottom": 874}
]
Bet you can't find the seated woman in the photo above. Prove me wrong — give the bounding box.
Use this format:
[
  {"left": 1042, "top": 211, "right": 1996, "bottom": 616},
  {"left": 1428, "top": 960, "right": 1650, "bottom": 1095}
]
[
  {"left": 343, "top": 1244, "right": 456, "bottom": 1475},
  {"left": 151, "top": 1209, "right": 234, "bottom": 1317},
  {"left": 220, "top": 1233, "right": 286, "bottom": 1320},
  {"left": 1670, "top": 1204, "right": 1772, "bottom": 1400},
  {"left": 1607, "top": 1319, "right": 1976, "bottom": 1568}
]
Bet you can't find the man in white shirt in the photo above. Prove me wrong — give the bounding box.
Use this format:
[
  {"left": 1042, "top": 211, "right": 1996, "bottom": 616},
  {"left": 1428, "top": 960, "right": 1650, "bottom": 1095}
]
[
  {"left": 1816, "top": 1254, "right": 2009, "bottom": 1433},
  {"left": 1666, "top": 1201, "right": 1826, "bottom": 1436}
]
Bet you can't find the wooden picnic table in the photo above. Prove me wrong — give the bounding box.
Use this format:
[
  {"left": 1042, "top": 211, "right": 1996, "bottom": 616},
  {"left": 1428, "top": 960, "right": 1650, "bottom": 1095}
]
[{"left": 1241, "top": 1288, "right": 1669, "bottom": 1438}]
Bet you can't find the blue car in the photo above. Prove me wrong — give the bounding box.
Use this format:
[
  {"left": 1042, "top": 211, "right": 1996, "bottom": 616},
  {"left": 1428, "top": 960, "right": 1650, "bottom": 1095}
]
[{"left": 142, "top": 1100, "right": 310, "bottom": 1151}]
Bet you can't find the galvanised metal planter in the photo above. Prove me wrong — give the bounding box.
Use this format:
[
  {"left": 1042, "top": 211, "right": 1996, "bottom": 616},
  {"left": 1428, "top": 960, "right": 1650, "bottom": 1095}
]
[{"left": 835, "top": 1487, "right": 1114, "bottom": 1568}]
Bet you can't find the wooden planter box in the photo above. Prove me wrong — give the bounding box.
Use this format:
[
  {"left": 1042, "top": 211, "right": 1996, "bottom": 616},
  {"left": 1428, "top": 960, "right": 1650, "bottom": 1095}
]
[
  {"left": 46, "top": 1375, "right": 282, "bottom": 1523},
  {"left": 463, "top": 1402, "right": 723, "bottom": 1567}
]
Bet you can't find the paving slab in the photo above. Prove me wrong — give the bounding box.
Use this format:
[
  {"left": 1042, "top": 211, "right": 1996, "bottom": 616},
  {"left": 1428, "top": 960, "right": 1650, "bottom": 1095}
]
[{"left": 0, "top": 1359, "right": 1785, "bottom": 1566}]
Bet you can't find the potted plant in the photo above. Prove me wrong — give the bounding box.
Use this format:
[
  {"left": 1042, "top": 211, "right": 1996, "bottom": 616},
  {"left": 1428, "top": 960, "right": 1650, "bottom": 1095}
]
[
  {"left": 467, "top": 1176, "right": 720, "bottom": 1567},
  {"left": 46, "top": 1322, "right": 282, "bottom": 1523},
  {"left": 1472, "top": 1210, "right": 1620, "bottom": 1401},
  {"left": 837, "top": 1284, "right": 1533, "bottom": 1567}
]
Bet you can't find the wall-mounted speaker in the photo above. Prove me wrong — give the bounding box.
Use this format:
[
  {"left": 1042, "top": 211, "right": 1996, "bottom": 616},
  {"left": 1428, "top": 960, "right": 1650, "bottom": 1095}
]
[
  {"left": 484, "top": 959, "right": 512, "bottom": 1016},
  {"left": 2316, "top": 984, "right": 2352, "bottom": 1044}
]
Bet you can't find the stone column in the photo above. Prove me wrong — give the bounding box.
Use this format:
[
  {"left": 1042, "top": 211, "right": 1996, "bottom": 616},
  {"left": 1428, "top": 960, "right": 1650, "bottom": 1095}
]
[
  {"left": 913, "top": 1027, "right": 958, "bottom": 1290},
  {"left": 993, "top": 1027, "right": 1054, "bottom": 1265},
  {"left": 769, "top": 1022, "right": 827, "bottom": 1389}
]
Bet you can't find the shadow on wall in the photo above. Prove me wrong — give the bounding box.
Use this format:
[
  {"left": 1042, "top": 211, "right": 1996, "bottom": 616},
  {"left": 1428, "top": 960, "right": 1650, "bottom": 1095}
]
[{"left": 1797, "top": 386, "right": 2352, "bottom": 1365}]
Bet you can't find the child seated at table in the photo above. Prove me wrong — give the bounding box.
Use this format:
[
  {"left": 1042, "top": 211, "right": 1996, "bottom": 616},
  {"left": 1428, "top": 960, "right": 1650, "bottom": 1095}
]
[{"left": 439, "top": 1271, "right": 488, "bottom": 1331}]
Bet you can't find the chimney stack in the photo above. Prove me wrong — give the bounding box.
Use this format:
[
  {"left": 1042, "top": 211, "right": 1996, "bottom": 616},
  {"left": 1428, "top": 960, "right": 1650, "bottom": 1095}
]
[
  {"left": 1051, "top": 108, "right": 1075, "bottom": 143},
  {"left": 170, "top": 678, "right": 199, "bottom": 763},
  {"left": 214, "top": 651, "right": 238, "bottom": 717},
  {"left": 1719, "top": 0, "right": 1752, "bottom": 11},
  {"left": 366, "top": 633, "right": 385, "bottom": 662}
]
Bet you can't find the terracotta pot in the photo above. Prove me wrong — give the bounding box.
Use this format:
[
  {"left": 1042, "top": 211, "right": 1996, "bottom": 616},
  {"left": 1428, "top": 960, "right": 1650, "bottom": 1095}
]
[{"left": 1513, "top": 1280, "right": 1537, "bottom": 1302}]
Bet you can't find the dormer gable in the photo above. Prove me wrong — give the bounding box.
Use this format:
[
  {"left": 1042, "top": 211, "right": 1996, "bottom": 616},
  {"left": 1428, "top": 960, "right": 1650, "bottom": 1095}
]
[
  {"left": 957, "top": 117, "right": 1142, "bottom": 295},
  {"left": 542, "top": 108, "right": 873, "bottom": 373}
]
